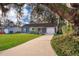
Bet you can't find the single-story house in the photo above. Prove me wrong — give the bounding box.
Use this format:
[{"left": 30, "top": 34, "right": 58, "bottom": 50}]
[
  {"left": 4, "top": 21, "right": 22, "bottom": 34},
  {"left": 22, "top": 23, "right": 58, "bottom": 35},
  {"left": 0, "top": 26, "right": 5, "bottom": 34},
  {"left": 4, "top": 26, "right": 22, "bottom": 34}
]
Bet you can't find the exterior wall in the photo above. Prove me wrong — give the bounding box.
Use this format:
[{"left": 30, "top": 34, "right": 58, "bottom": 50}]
[
  {"left": 4, "top": 27, "right": 22, "bottom": 33},
  {"left": 4, "top": 29, "right": 9, "bottom": 33},
  {"left": 22, "top": 28, "right": 26, "bottom": 33},
  {"left": 13, "top": 27, "right": 22, "bottom": 33},
  {"left": 22, "top": 27, "right": 29, "bottom": 33},
  {"left": 46, "top": 27, "right": 55, "bottom": 35},
  {"left": 4, "top": 26, "right": 56, "bottom": 34},
  {"left": 29, "top": 27, "right": 56, "bottom": 35},
  {"left": 29, "top": 27, "right": 38, "bottom": 33}
]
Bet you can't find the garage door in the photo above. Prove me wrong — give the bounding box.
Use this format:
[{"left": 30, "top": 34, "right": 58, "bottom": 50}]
[
  {"left": 46, "top": 27, "right": 55, "bottom": 35},
  {"left": 4, "top": 29, "right": 9, "bottom": 33}
]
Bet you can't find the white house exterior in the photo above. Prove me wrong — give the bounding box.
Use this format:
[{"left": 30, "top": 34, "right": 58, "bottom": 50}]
[
  {"left": 29, "top": 27, "right": 56, "bottom": 35},
  {"left": 23, "top": 23, "right": 57, "bottom": 35},
  {"left": 3, "top": 21, "right": 22, "bottom": 34},
  {"left": 4, "top": 26, "right": 22, "bottom": 33},
  {"left": 46, "top": 27, "right": 56, "bottom": 34}
]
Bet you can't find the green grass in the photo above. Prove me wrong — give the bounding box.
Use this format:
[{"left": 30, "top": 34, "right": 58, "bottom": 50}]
[{"left": 0, "top": 34, "right": 41, "bottom": 51}]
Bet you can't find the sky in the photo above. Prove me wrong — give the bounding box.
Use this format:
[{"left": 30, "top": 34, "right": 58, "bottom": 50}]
[{"left": 7, "top": 4, "right": 32, "bottom": 25}]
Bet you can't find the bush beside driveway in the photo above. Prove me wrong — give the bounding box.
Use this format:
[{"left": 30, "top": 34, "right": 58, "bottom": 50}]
[{"left": 51, "top": 33, "right": 79, "bottom": 56}]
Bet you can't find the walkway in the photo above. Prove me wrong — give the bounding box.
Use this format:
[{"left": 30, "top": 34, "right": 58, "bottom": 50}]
[{"left": 0, "top": 35, "right": 57, "bottom": 56}]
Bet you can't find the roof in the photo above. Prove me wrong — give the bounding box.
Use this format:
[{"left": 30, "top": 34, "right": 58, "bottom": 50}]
[{"left": 23, "top": 23, "right": 56, "bottom": 27}]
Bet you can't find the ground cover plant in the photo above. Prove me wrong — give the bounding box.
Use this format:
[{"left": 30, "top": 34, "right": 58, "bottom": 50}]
[{"left": 51, "top": 33, "right": 79, "bottom": 56}]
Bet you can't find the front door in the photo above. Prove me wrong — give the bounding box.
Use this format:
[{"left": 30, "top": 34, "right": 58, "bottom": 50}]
[
  {"left": 26, "top": 27, "right": 29, "bottom": 33},
  {"left": 42, "top": 28, "right": 46, "bottom": 34}
]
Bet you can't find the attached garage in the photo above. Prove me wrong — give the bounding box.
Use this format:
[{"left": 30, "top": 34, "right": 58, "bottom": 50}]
[{"left": 46, "top": 27, "right": 56, "bottom": 35}]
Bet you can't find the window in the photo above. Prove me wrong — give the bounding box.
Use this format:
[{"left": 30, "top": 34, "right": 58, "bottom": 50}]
[
  {"left": 38, "top": 28, "right": 41, "bottom": 31},
  {"left": 32, "top": 28, "right": 34, "bottom": 31},
  {"left": 42, "top": 28, "right": 46, "bottom": 33}
]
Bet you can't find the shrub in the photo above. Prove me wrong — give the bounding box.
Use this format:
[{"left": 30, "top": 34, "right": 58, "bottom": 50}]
[
  {"left": 62, "top": 22, "right": 74, "bottom": 34},
  {"left": 51, "top": 33, "right": 79, "bottom": 56},
  {"left": 30, "top": 31, "right": 38, "bottom": 34},
  {"left": 15, "top": 31, "right": 21, "bottom": 33}
]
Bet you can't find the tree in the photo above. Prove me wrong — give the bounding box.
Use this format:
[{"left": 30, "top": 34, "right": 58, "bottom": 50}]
[
  {"left": 0, "top": 4, "right": 10, "bottom": 26},
  {"left": 31, "top": 4, "right": 57, "bottom": 24},
  {"left": 42, "top": 3, "right": 79, "bottom": 35},
  {"left": 0, "top": 3, "right": 26, "bottom": 27},
  {"left": 13, "top": 3, "right": 24, "bottom": 26}
]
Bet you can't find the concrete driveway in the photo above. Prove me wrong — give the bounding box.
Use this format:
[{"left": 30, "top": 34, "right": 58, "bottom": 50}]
[{"left": 0, "top": 35, "right": 57, "bottom": 56}]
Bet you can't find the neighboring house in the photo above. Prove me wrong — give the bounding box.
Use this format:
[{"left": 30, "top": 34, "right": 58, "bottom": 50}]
[
  {"left": 0, "top": 25, "right": 5, "bottom": 34},
  {"left": 4, "top": 21, "right": 22, "bottom": 34},
  {"left": 4, "top": 26, "right": 22, "bottom": 34},
  {"left": 22, "top": 23, "right": 58, "bottom": 35}
]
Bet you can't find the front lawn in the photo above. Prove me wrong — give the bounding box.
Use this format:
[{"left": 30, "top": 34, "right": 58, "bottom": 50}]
[{"left": 0, "top": 34, "right": 41, "bottom": 51}]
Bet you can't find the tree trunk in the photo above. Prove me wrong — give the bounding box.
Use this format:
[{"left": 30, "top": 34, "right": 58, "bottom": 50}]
[
  {"left": 44, "top": 4, "right": 79, "bottom": 35},
  {"left": 57, "top": 16, "right": 63, "bottom": 34},
  {"left": 72, "top": 13, "right": 79, "bottom": 35}
]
